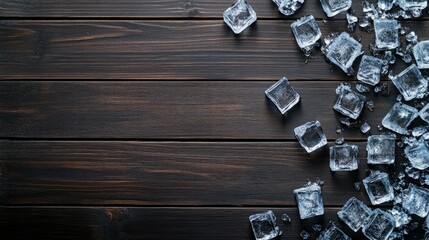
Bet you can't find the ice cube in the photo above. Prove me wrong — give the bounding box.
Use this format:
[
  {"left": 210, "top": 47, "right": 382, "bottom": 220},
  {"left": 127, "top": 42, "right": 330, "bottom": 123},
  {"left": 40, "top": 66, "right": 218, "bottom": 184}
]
[
  {"left": 397, "top": 0, "right": 427, "bottom": 11},
  {"left": 223, "top": 0, "right": 257, "bottom": 34},
  {"left": 265, "top": 77, "right": 300, "bottom": 114},
  {"left": 357, "top": 55, "right": 384, "bottom": 86},
  {"left": 322, "top": 32, "right": 362, "bottom": 75},
  {"left": 293, "top": 183, "right": 324, "bottom": 219},
  {"left": 390, "top": 64, "right": 428, "bottom": 101},
  {"left": 366, "top": 134, "right": 396, "bottom": 165},
  {"left": 378, "top": 0, "right": 396, "bottom": 10},
  {"left": 361, "top": 122, "right": 371, "bottom": 133},
  {"left": 249, "top": 210, "right": 280, "bottom": 240},
  {"left": 420, "top": 103, "right": 429, "bottom": 124},
  {"left": 363, "top": 171, "right": 394, "bottom": 205},
  {"left": 413, "top": 40, "right": 429, "bottom": 69},
  {"left": 273, "top": 0, "right": 305, "bottom": 16},
  {"left": 388, "top": 205, "right": 411, "bottom": 228},
  {"left": 382, "top": 102, "right": 418, "bottom": 135},
  {"left": 374, "top": 19, "right": 400, "bottom": 50},
  {"left": 317, "top": 222, "right": 351, "bottom": 240},
  {"left": 291, "top": 15, "right": 322, "bottom": 56},
  {"left": 402, "top": 184, "right": 429, "bottom": 218},
  {"left": 346, "top": 13, "right": 358, "bottom": 32},
  {"left": 404, "top": 137, "right": 429, "bottom": 170},
  {"left": 362, "top": 209, "right": 395, "bottom": 240},
  {"left": 329, "top": 144, "right": 359, "bottom": 171},
  {"left": 333, "top": 83, "right": 366, "bottom": 119},
  {"left": 294, "top": 120, "right": 327, "bottom": 153},
  {"left": 320, "top": 0, "right": 352, "bottom": 17},
  {"left": 337, "top": 197, "right": 372, "bottom": 232}
]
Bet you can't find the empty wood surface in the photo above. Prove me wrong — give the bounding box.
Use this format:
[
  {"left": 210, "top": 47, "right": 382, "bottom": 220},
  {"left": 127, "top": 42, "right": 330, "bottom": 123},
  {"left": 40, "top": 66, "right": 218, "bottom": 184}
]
[{"left": 0, "top": 20, "right": 425, "bottom": 80}]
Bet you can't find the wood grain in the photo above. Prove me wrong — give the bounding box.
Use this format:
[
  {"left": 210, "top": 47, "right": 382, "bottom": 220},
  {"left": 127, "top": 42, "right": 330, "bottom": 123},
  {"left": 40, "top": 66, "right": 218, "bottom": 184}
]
[
  {"left": 0, "top": 20, "right": 423, "bottom": 80},
  {"left": 0, "top": 81, "right": 399, "bottom": 140},
  {"left": 0, "top": 140, "right": 407, "bottom": 206}
]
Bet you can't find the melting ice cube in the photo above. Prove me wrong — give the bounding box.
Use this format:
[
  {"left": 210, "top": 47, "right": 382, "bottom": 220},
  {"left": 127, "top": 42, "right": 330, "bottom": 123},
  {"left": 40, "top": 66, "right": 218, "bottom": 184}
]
[
  {"left": 291, "top": 15, "right": 322, "bottom": 56},
  {"left": 333, "top": 83, "right": 366, "bottom": 119},
  {"left": 317, "top": 222, "right": 351, "bottom": 240},
  {"left": 382, "top": 102, "right": 418, "bottom": 135},
  {"left": 363, "top": 171, "right": 394, "bottom": 205},
  {"left": 293, "top": 183, "right": 324, "bottom": 219},
  {"left": 223, "top": 0, "right": 257, "bottom": 34},
  {"left": 390, "top": 64, "right": 428, "bottom": 101},
  {"left": 329, "top": 144, "right": 359, "bottom": 171},
  {"left": 294, "top": 120, "right": 327, "bottom": 153},
  {"left": 413, "top": 40, "right": 429, "bottom": 69},
  {"left": 374, "top": 19, "right": 400, "bottom": 50},
  {"left": 249, "top": 210, "right": 280, "bottom": 240},
  {"left": 320, "top": 0, "right": 352, "bottom": 17},
  {"left": 357, "top": 55, "right": 384, "bottom": 86},
  {"left": 402, "top": 184, "right": 429, "bottom": 218},
  {"left": 337, "top": 197, "right": 372, "bottom": 232},
  {"left": 362, "top": 209, "right": 395, "bottom": 240},
  {"left": 265, "top": 77, "right": 300, "bottom": 114},
  {"left": 366, "top": 134, "right": 396, "bottom": 165}
]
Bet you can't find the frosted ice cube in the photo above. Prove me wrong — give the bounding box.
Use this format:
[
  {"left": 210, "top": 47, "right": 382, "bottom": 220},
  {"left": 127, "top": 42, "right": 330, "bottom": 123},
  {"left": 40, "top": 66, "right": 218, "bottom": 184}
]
[
  {"left": 402, "top": 184, "right": 429, "bottom": 218},
  {"left": 273, "top": 0, "right": 305, "bottom": 16},
  {"left": 357, "top": 55, "right": 384, "bottom": 86},
  {"left": 382, "top": 102, "right": 418, "bottom": 135},
  {"left": 329, "top": 144, "right": 359, "bottom": 171},
  {"left": 420, "top": 103, "right": 429, "bottom": 124},
  {"left": 320, "top": 0, "right": 352, "bottom": 17},
  {"left": 362, "top": 209, "right": 395, "bottom": 240},
  {"left": 413, "top": 40, "right": 429, "bottom": 69},
  {"left": 249, "top": 210, "right": 280, "bottom": 240},
  {"left": 291, "top": 15, "right": 322, "bottom": 55},
  {"left": 378, "top": 0, "right": 396, "bottom": 10},
  {"left": 404, "top": 137, "right": 429, "bottom": 170},
  {"left": 223, "top": 0, "right": 257, "bottom": 34},
  {"left": 294, "top": 120, "right": 327, "bottom": 153},
  {"left": 366, "top": 134, "right": 396, "bottom": 165},
  {"left": 265, "top": 77, "right": 300, "bottom": 114},
  {"left": 317, "top": 222, "right": 351, "bottom": 240},
  {"left": 390, "top": 64, "right": 428, "bottom": 101},
  {"left": 337, "top": 197, "right": 372, "bottom": 232},
  {"left": 374, "top": 19, "right": 400, "bottom": 50},
  {"left": 323, "top": 32, "right": 362, "bottom": 75},
  {"left": 293, "top": 183, "right": 324, "bottom": 219},
  {"left": 363, "top": 171, "right": 394, "bottom": 205},
  {"left": 333, "top": 83, "right": 366, "bottom": 119}
]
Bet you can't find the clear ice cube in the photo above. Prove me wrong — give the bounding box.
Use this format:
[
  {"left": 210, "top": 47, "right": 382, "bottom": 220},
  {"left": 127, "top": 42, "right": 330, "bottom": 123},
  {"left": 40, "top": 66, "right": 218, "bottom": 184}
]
[
  {"left": 320, "top": 0, "right": 352, "bottom": 17},
  {"left": 265, "top": 77, "right": 300, "bottom": 114},
  {"left": 361, "top": 122, "right": 371, "bottom": 134},
  {"left": 294, "top": 120, "right": 327, "bottom": 153},
  {"left": 363, "top": 171, "right": 394, "bottom": 205},
  {"left": 293, "top": 183, "right": 324, "bottom": 219},
  {"left": 413, "top": 40, "right": 429, "bottom": 69},
  {"left": 374, "top": 19, "right": 400, "bottom": 50},
  {"left": 382, "top": 102, "right": 418, "bottom": 135},
  {"left": 402, "top": 184, "right": 429, "bottom": 218},
  {"left": 390, "top": 64, "right": 428, "bottom": 101},
  {"left": 323, "top": 32, "right": 362, "bottom": 75},
  {"left": 273, "top": 0, "right": 305, "bottom": 16},
  {"left": 329, "top": 144, "right": 359, "bottom": 171},
  {"left": 291, "top": 15, "right": 322, "bottom": 55},
  {"left": 333, "top": 83, "right": 366, "bottom": 119},
  {"left": 223, "top": 0, "right": 257, "bottom": 34},
  {"left": 337, "top": 197, "right": 372, "bottom": 232},
  {"left": 362, "top": 209, "right": 395, "bottom": 240},
  {"left": 420, "top": 103, "right": 429, "bottom": 124},
  {"left": 317, "top": 222, "right": 351, "bottom": 240},
  {"left": 366, "top": 134, "right": 396, "bottom": 165},
  {"left": 357, "top": 55, "right": 384, "bottom": 86},
  {"left": 404, "top": 137, "right": 429, "bottom": 170},
  {"left": 249, "top": 210, "right": 280, "bottom": 240}
]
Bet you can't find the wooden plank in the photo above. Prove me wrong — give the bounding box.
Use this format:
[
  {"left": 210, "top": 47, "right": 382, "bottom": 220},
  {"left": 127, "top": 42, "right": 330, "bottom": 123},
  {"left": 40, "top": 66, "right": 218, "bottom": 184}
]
[
  {"left": 0, "top": 207, "right": 425, "bottom": 239},
  {"left": 0, "top": 81, "right": 398, "bottom": 140},
  {"left": 0, "top": 20, "right": 423, "bottom": 80},
  {"left": 0, "top": 140, "right": 406, "bottom": 206},
  {"left": 0, "top": 1, "right": 411, "bottom": 19}
]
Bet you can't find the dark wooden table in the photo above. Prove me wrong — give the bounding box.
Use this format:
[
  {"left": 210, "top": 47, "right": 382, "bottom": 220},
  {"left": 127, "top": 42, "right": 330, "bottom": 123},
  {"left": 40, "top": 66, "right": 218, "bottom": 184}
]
[{"left": 0, "top": 1, "right": 428, "bottom": 239}]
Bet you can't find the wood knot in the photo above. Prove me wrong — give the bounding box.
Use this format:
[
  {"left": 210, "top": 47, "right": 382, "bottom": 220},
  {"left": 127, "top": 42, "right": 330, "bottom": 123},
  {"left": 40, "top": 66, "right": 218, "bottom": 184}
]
[
  {"left": 105, "top": 208, "right": 128, "bottom": 222},
  {"left": 182, "top": 1, "right": 200, "bottom": 17}
]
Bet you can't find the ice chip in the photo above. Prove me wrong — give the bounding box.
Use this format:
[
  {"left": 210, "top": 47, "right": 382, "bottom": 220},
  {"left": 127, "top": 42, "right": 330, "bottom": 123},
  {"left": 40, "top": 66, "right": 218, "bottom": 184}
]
[
  {"left": 363, "top": 171, "right": 394, "bottom": 205},
  {"left": 346, "top": 13, "right": 358, "bottom": 32},
  {"left": 390, "top": 64, "right": 428, "bottom": 101},
  {"left": 317, "top": 222, "right": 351, "bottom": 240},
  {"left": 333, "top": 83, "right": 366, "bottom": 119},
  {"left": 322, "top": 32, "right": 362, "bottom": 75},
  {"left": 320, "top": 0, "right": 352, "bottom": 17},
  {"left": 337, "top": 197, "right": 372, "bottom": 232},
  {"left": 273, "top": 0, "right": 305, "bottom": 16},
  {"left": 404, "top": 137, "right": 429, "bottom": 170},
  {"left": 362, "top": 209, "right": 395, "bottom": 240},
  {"left": 223, "top": 0, "right": 257, "bottom": 34},
  {"left": 361, "top": 122, "right": 371, "bottom": 133},
  {"left": 265, "top": 77, "right": 300, "bottom": 114},
  {"left": 367, "top": 134, "right": 396, "bottom": 165},
  {"left": 291, "top": 15, "right": 322, "bottom": 56},
  {"left": 329, "top": 144, "right": 359, "bottom": 171},
  {"left": 249, "top": 210, "right": 280, "bottom": 240},
  {"left": 374, "top": 19, "right": 400, "bottom": 50},
  {"left": 294, "top": 120, "right": 327, "bottom": 153},
  {"left": 413, "top": 40, "right": 429, "bottom": 69},
  {"left": 357, "top": 55, "right": 384, "bottom": 86},
  {"left": 293, "top": 183, "right": 324, "bottom": 219},
  {"left": 382, "top": 102, "right": 418, "bottom": 135},
  {"left": 402, "top": 184, "right": 429, "bottom": 218}
]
